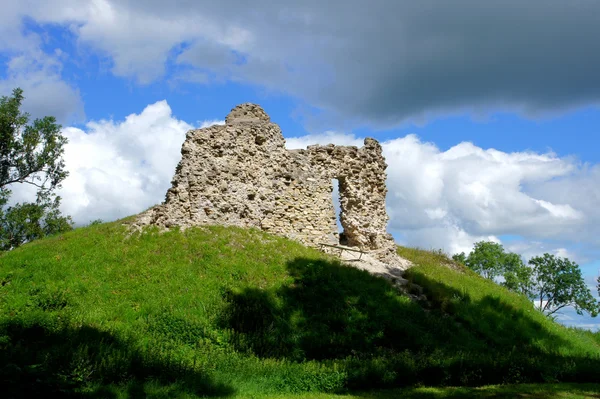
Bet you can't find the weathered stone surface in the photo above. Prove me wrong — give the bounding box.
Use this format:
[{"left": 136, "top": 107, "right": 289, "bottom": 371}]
[{"left": 135, "top": 103, "right": 401, "bottom": 265}]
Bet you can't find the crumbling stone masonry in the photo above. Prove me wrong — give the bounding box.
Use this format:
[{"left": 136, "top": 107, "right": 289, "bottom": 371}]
[{"left": 136, "top": 103, "right": 399, "bottom": 264}]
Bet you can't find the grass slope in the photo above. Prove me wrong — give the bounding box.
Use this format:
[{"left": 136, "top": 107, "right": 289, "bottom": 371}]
[{"left": 0, "top": 221, "right": 599, "bottom": 398}]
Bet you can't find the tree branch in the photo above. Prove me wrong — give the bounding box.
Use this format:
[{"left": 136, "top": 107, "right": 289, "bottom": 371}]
[
  {"left": 542, "top": 294, "right": 554, "bottom": 312},
  {"left": 1, "top": 167, "right": 51, "bottom": 189},
  {"left": 547, "top": 303, "right": 571, "bottom": 316}
]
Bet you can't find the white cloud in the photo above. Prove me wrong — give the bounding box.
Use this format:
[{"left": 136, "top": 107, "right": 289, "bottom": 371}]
[
  {"left": 55, "top": 100, "right": 193, "bottom": 224},
  {"left": 285, "top": 131, "right": 364, "bottom": 149},
  {"left": 0, "top": 100, "right": 203, "bottom": 225},
  {"left": 54, "top": 105, "right": 224, "bottom": 224},
  {"left": 198, "top": 119, "right": 225, "bottom": 128},
  {"left": 505, "top": 241, "right": 581, "bottom": 264},
  {"left": 533, "top": 199, "right": 583, "bottom": 220}
]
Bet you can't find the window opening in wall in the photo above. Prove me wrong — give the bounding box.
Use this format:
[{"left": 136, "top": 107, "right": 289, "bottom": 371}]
[{"left": 332, "top": 179, "right": 347, "bottom": 245}]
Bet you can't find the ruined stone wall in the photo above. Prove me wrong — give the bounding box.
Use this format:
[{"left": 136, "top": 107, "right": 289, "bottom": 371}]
[{"left": 137, "top": 103, "right": 397, "bottom": 263}]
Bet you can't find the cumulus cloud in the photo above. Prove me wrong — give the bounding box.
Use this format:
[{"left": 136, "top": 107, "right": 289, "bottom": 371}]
[
  {"left": 505, "top": 241, "right": 582, "bottom": 264},
  {"left": 5, "top": 0, "right": 600, "bottom": 126},
  {"left": 198, "top": 119, "right": 225, "bottom": 128},
  {"left": 285, "top": 131, "right": 364, "bottom": 149},
  {"left": 0, "top": 100, "right": 213, "bottom": 225},
  {"left": 54, "top": 101, "right": 194, "bottom": 223},
  {"left": 527, "top": 164, "right": 600, "bottom": 248}
]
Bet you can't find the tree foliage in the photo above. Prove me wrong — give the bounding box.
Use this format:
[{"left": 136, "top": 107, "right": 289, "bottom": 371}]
[
  {"left": 529, "top": 253, "right": 598, "bottom": 317},
  {"left": 465, "top": 241, "right": 507, "bottom": 279},
  {"left": 455, "top": 241, "right": 598, "bottom": 317},
  {"left": 0, "top": 88, "right": 72, "bottom": 251},
  {"left": 500, "top": 252, "right": 533, "bottom": 296}
]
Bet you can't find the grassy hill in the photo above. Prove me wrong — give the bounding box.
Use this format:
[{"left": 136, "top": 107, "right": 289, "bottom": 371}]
[{"left": 1, "top": 220, "right": 599, "bottom": 398}]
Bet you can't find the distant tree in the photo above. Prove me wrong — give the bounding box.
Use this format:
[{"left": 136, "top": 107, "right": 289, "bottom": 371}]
[
  {"left": 0, "top": 88, "right": 72, "bottom": 251},
  {"left": 456, "top": 242, "right": 598, "bottom": 317},
  {"left": 463, "top": 241, "right": 508, "bottom": 280},
  {"left": 529, "top": 254, "right": 598, "bottom": 317},
  {"left": 501, "top": 252, "right": 533, "bottom": 296},
  {"left": 461, "top": 241, "right": 532, "bottom": 294}
]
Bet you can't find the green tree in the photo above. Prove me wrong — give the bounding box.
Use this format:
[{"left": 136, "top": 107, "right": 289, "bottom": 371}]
[
  {"left": 0, "top": 88, "right": 72, "bottom": 251},
  {"left": 464, "top": 241, "right": 508, "bottom": 280},
  {"left": 529, "top": 253, "right": 598, "bottom": 317},
  {"left": 456, "top": 242, "right": 598, "bottom": 317},
  {"left": 462, "top": 241, "right": 532, "bottom": 294},
  {"left": 502, "top": 252, "right": 533, "bottom": 296}
]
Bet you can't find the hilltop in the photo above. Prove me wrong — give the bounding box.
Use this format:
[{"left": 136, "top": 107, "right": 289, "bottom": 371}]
[{"left": 1, "top": 220, "right": 599, "bottom": 398}]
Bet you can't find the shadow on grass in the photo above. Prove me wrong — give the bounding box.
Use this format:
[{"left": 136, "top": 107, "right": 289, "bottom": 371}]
[
  {"left": 0, "top": 319, "right": 234, "bottom": 398},
  {"left": 407, "top": 270, "right": 573, "bottom": 351},
  {"left": 220, "top": 257, "right": 600, "bottom": 388}
]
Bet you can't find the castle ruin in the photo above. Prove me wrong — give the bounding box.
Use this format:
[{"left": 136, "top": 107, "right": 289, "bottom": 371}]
[{"left": 137, "top": 103, "right": 399, "bottom": 264}]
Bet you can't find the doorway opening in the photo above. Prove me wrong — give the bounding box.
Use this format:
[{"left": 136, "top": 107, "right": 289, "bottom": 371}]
[{"left": 332, "top": 179, "right": 347, "bottom": 245}]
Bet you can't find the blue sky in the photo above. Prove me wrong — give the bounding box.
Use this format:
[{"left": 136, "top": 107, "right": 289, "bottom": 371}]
[{"left": 2, "top": 1, "right": 600, "bottom": 330}]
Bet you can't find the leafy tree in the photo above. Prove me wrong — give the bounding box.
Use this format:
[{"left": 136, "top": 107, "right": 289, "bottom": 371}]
[
  {"left": 502, "top": 252, "right": 533, "bottom": 296},
  {"left": 457, "top": 242, "right": 598, "bottom": 317},
  {"left": 464, "top": 241, "right": 508, "bottom": 280},
  {"left": 461, "top": 241, "right": 532, "bottom": 294},
  {"left": 529, "top": 254, "right": 598, "bottom": 317},
  {"left": 0, "top": 88, "right": 72, "bottom": 251}
]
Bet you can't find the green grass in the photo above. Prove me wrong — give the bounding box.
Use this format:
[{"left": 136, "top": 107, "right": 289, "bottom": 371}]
[
  {"left": 399, "top": 247, "right": 600, "bottom": 357},
  {"left": 0, "top": 221, "right": 599, "bottom": 398}
]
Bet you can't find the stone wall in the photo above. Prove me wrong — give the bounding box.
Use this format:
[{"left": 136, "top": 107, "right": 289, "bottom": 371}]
[{"left": 136, "top": 103, "right": 398, "bottom": 263}]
